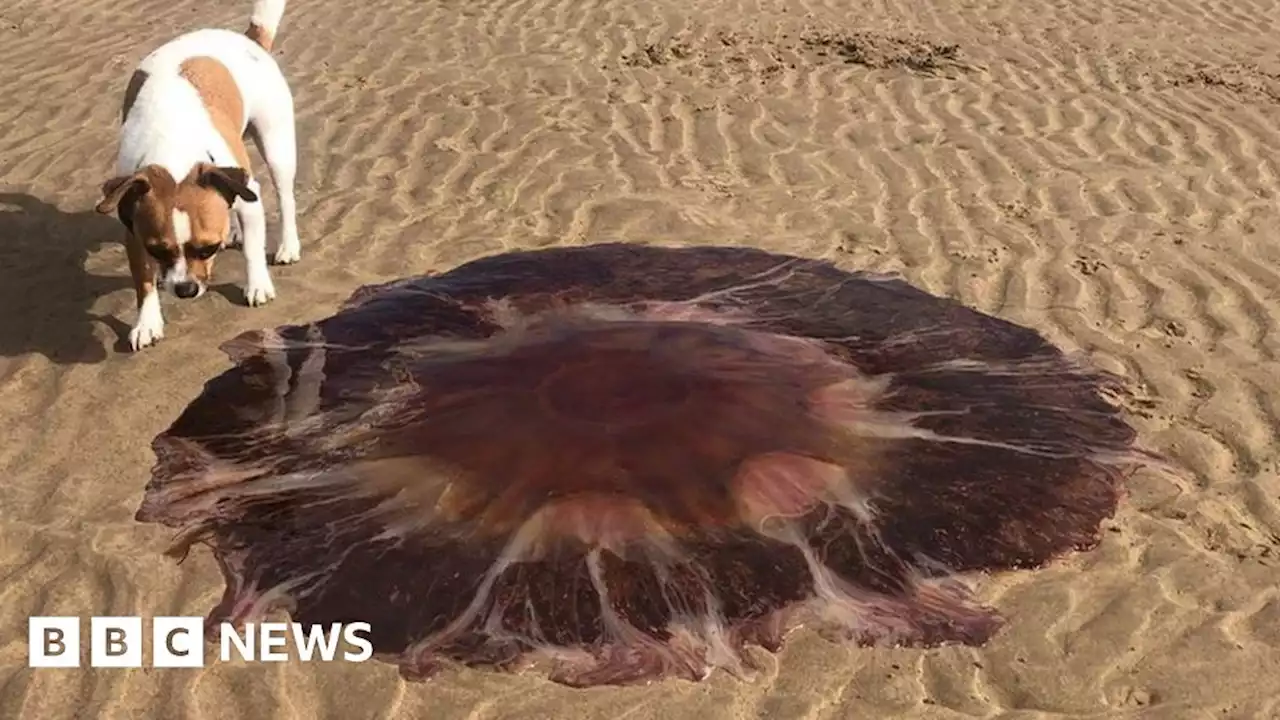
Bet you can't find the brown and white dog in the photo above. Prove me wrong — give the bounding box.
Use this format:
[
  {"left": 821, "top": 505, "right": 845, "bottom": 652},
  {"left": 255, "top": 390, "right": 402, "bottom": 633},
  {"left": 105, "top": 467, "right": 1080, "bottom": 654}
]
[{"left": 94, "top": 0, "right": 299, "bottom": 351}]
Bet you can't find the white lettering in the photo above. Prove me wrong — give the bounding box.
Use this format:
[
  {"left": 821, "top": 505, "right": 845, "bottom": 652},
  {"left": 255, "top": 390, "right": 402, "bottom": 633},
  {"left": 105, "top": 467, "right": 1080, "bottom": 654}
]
[
  {"left": 342, "top": 623, "right": 373, "bottom": 662},
  {"left": 259, "top": 622, "right": 289, "bottom": 661},
  {"left": 290, "top": 624, "right": 342, "bottom": 662},
  {"left": 220, "top": 623, "right": 255, "bottom": 662}
]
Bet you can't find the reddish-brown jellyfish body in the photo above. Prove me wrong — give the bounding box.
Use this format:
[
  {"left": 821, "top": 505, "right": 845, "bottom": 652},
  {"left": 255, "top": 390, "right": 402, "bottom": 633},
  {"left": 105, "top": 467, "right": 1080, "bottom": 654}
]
[{"left": 136, "top": 243, "right": 1147, "bottom": 687}]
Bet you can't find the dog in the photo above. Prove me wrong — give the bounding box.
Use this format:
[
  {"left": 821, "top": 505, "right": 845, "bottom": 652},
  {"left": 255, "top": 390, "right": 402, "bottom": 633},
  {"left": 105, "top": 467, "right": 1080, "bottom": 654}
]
[{"left": 94, "top": 0, "right": 299, "bottom": 351}]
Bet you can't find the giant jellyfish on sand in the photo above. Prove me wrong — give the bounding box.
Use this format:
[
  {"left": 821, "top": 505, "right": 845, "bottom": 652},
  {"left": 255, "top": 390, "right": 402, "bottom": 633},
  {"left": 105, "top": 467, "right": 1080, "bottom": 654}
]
[{"left": 137, "top": 243, "right": 1153, "bottom": 687}]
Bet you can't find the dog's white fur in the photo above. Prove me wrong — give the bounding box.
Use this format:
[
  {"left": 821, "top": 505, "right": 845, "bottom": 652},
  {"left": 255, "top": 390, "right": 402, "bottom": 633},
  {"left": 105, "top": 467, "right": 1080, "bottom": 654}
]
[
  {"left": 112, "top": 0, "right": 297, "bottom": 350},
  {"left": 249, "top": 0, "right": 289, "bottom": 45}
]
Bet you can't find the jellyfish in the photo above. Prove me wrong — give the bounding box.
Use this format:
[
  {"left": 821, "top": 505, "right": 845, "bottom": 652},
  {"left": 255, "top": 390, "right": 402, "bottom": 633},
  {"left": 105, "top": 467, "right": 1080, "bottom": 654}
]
[{"left": 136, "top": 242, "right": 1151, "bottom": 687}]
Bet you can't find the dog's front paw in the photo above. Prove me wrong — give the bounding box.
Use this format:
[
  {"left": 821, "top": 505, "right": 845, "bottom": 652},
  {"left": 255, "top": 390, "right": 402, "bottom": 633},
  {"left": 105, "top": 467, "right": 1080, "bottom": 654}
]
[
  {"left": 244, "top": 275, "right": 277, "bottom": 307},
  {"left": 128, "top": 314, "right": 165, "bottom": 351},
  {"left": 273, "top": 240, "right": 301, "bottom": 265}
]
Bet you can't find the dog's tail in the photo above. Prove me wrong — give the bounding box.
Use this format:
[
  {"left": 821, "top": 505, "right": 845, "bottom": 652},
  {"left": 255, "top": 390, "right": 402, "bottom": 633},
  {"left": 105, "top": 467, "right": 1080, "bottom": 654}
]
[{"left": 245, "top": 0, "right": 287, "bottom": 52}]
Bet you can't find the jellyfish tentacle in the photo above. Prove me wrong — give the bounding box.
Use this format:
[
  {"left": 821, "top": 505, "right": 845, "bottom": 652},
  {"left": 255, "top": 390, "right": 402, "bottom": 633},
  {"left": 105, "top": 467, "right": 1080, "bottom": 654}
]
[{"left": 545, "top": 548, "right": 712, "bottom": 686}]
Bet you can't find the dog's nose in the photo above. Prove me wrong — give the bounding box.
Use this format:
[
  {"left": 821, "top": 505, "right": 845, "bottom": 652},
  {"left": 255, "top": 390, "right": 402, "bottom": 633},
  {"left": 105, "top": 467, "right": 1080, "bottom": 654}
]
[{"left": 173, "top": 281, "right": 200, "bottom": 299}]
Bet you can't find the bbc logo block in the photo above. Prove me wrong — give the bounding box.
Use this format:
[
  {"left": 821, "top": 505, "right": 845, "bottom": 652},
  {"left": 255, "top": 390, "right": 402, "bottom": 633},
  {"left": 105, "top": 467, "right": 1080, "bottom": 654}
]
[
  {"left": 28, "top": 617, "right": 79, "bottom": 668},
  {"left": 91, "top": 617, "right": 142, "bottom": 667},
  {"left": 153, "top": 617, "right": 206, "bottom": 668},
  {"left": 29, "top": 616, "right": 205, "bottom": 668}
]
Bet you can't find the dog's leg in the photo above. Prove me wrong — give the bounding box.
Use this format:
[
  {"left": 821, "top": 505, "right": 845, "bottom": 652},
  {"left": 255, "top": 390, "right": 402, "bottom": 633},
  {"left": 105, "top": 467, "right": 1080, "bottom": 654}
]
[
  {"left": 250, "top": 92, "right": 300, "bottom": 265},
  {"left": 124, "top": 232, "right": 164, "bottom": 350},
  {"left": 236, "top": 177, "right": 276, "bottom": 307},
  {"left": 227, "top": 212, "right": 244, "bottom": 249}
]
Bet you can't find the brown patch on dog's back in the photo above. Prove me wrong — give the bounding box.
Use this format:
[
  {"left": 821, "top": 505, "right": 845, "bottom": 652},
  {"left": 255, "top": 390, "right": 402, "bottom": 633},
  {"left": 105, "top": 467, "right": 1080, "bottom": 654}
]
[
  {"left": 246, "top": 22, "right": 274, "bottom": 52},
  {"left": 179, "top": 57, "right": 252, "bottom": 171},
  {"left": 122, "top": 70, "right": 149, "bottom": 122}
]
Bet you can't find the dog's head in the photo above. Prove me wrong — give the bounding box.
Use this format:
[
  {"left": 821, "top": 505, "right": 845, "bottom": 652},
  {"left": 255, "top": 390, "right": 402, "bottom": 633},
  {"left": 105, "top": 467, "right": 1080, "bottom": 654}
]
[{"left": 95, "top": 163, "right": 257, "bottom": 299}]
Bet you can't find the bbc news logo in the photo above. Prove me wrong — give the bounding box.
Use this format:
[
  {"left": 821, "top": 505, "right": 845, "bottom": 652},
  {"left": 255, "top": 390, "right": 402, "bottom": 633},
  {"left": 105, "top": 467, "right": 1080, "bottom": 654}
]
[{"left": 29, "top": 617, "right": 373, "bottom": 668}]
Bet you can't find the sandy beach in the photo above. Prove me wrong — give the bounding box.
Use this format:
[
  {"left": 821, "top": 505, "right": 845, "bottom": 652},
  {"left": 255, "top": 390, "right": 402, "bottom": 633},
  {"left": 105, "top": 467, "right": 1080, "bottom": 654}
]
[{"left": 2, "top": 0, "right": 1280, "bottom": 716}]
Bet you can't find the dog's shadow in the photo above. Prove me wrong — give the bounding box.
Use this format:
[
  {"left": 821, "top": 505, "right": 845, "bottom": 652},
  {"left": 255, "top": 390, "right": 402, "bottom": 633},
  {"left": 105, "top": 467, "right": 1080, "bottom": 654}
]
[{"left": 0, "top": 192, "right": 137, "bottom": 363}]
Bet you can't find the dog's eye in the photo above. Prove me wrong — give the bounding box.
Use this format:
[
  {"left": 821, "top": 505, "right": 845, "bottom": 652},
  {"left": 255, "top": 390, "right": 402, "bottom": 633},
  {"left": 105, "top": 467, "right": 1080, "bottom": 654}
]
[
  {"left": 189, "top": 244, "right": 220, "bottom": 260},
  {"left": 146, "top": 245, "right": 175, "bottom": 262}
]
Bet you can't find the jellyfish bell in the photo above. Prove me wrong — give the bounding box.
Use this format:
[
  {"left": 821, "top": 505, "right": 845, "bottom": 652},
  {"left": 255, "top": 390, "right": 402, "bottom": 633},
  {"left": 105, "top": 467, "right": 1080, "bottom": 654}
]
[{"left": 136, "top": 242, "right": 1154, "bottom": 687}]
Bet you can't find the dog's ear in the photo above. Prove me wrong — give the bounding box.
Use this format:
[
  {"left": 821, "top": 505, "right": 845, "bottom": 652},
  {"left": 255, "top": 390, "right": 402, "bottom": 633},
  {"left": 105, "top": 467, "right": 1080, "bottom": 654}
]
[
  {"left": 196, "top": 164, "right": 259, "bottom": 206},
  {"left": 95, "top": 172, "right": 150, "bottom": 215}
]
